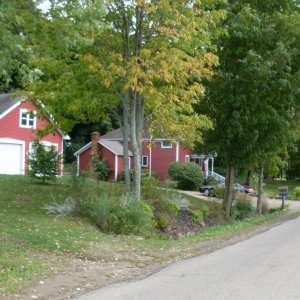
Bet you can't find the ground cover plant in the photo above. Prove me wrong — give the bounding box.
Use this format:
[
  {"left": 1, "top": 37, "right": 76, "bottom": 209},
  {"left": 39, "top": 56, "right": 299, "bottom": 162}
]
[{"left": 0, "top": 175, "right": 288, "bottom": 297}]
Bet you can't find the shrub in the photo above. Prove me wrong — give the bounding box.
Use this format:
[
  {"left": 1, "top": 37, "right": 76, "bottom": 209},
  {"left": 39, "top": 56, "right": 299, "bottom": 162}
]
[
  {"left": 294, "top": 187, "right": 300, "bottom": 199},
  {"left": 203, "top": 176, "right": 217, "bottom": 185},
  {"left": 93, "top": 155, "right": 110, "bottom": 180},
  {"left": 261, "top": 199, "right": 269, "bottom": 214},
  {"left": 232, "top": 193, "right": 254, "bottom": 220},
  {"left": 28, "top": 140, "right": 60, "bottom": 183},
  {"left": 119, "top": 169, "right": 159, "bottom": 182},
  {"left": 191, "top": 210, "right": 204, "bottom": 222},
  {"left": 43, "top": 197, "right": 76, "bottom": 216},
  {"left": 214, "top": 187, "right": 225, "bottom": 198},
  {"left": 79, "top": 194, "right": 154, "bottom": 235},
  {"left": 168, "top": 162, "right": 203, "bottom": 190}
]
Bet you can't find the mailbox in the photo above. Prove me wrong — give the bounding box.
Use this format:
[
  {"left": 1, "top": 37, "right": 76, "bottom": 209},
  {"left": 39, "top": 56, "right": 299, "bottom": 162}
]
[{"left": 278, "top": 186, "right": 288, "bottom": 197}]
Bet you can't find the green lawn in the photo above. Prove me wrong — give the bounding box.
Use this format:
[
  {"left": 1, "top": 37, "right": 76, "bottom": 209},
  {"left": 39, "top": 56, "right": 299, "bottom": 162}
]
[{"left": 0, "top": 175, "right": 288, "bottom": 296}]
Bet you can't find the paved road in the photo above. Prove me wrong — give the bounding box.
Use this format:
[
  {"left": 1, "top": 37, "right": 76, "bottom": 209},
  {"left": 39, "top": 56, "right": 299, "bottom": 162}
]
[{"left": 79, "top": 217, "right": 300, "bottom": 300}]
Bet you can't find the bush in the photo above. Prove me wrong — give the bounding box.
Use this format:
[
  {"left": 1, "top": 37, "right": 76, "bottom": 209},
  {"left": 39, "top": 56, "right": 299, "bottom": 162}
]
[
  {"left": 79, "top": 194, "right": 154, "bottom": 235},
  {"left": 28, "top": 140, "right": 61, "bottom": 183},
  {"left": 261, "top": 199, "right": 269, "bottom": 214},
  {"left": 203, "top": 176, "right": 217, "bottom": 185},
  {"left": 214, "top": 187, "right": 225, "bottom": 198},
  {"left": 294, "top": 187, "right": 300, "bottom": 199},
  {"left": 93, "top": 155, "right": 110, "bottom": 180},
  {"left": 119, "top": 169, "right": 159, "bottom": 182},
  {"left": 168, "top": 162, "right": 203, "bottom": 190},
  {"left": 191, "top": 210, "right": 204, "bottom": 222},
  {"left": 43, "top": 197, "right": 77, "bottom": 216},
  {"left": 232, "top": 193, "right": 254, "bottom": 220}
]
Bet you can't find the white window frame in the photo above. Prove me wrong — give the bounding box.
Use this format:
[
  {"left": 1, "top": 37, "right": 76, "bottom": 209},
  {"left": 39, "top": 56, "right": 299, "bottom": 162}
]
[
  {"left": 185, "top": 155, "right": 190, "bottom": 162},
  {"left": 19, "top": 109, "right": 36, "bottom": 129},
  {"left": 141, "top": 155, "right": 149, "bottom": 167},
  {"left": 161, "top": 140, "right": 172, "bottom": 149}
]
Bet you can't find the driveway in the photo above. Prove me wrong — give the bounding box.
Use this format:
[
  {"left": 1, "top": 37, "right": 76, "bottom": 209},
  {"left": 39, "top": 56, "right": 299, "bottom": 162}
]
[
  {"left": 182, "top": 190, "right": 300, "bottom": 211},
  {"left": 78, "top": 216, "right": 300, "bottom": 300}
]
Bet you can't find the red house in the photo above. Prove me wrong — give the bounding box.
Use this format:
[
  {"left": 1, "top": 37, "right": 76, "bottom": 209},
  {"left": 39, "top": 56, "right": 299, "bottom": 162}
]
[
  {"left": 0, "top": 93, "right": 67, "bottom": 175},
  {"left": 75, "top": 128, "right": 213, "bottom": 181}
]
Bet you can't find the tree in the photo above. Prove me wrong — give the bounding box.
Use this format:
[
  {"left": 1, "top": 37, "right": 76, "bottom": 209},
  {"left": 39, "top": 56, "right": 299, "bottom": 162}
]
[
  {"left": 26, "top": 0, "right": 224, "bottom": 199},
  {"left": 0, "top": 0, "right": 41, "bottom": 92},
  {"left": 28, "top": 140, "right": 61, "bottom": 183},
  {"left": 201, "top": 0, "right": 300, "bottom": 217}
]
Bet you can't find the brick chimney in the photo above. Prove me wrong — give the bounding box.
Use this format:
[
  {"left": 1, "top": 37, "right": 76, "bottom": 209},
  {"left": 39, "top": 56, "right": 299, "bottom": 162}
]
[{"left": 90, "top": 132, "right": 100, "bottom": 166}]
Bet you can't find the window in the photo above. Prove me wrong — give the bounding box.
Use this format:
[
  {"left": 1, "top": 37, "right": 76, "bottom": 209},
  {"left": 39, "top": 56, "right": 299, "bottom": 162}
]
[
  {"left": 141, "top": 156, "right": 148, "bottom": 167},
  {"left": 161, "top": 141, "right": 172, "bottom": 148},
  {"left": 185, "top": 155, "right": 190, "bottom": 162},
  {"left": 20, "top": 109, "right": 36, "bottom": 128}
]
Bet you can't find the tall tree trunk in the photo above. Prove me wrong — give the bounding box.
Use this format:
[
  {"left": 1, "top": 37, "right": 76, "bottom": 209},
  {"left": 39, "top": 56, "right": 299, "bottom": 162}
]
[
  {"left": 245, "top": 170, "right": 253, "bottom": 186},
  {"left": 122, "top": 91, "right": 131, "bottom": 194},
  {"left": 223, "top": 164, "right": 235, "bottom": 218},
  {"left": 256, "top": 162, "right": 264, "bottom": 214},
  {"left": 130, "top": 92, "right": 141, "bottom": 199}
]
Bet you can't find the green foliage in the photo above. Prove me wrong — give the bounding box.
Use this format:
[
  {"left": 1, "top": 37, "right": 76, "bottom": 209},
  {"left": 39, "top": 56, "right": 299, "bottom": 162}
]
[
  {"left": 168, "top": 162, "right": 203, "bottom": 191},
  {"left": 203, "top": 176, "right": 217, "bottom": 185},
  {"left": 191, "top": 206, "right": 209, "bottom": 223},
  {"left": 28, "top": 140, "right": 60, "bottom": 183},
  {"left": 191, "top": 210, "right": 204, "bottom": 223},
  {"left": 214, "top": 187, "right": 225, "bottom": 198},
  {"left": 93, "top": 155, "right": 110, "bottom": 181},
  {"left": 0, "top": 0, "right": 40, "bottom": 92},
  {"left": 232, "top": 194, "right": 254, "bottom": 220},
  {"left": 119, "top": 169, "right": 159, "bottom": 182},
  {"left": 293, "top": 187, "right": 300, "bottom": 199},
  {"left": 79, "top": 194, "right": 154, "bottom": 235}
]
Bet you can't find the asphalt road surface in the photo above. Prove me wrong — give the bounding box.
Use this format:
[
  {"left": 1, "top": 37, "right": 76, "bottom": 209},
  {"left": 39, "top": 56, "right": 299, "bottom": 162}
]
[{"left": 78, "top": 216, "right": 300, "bottom": 300}]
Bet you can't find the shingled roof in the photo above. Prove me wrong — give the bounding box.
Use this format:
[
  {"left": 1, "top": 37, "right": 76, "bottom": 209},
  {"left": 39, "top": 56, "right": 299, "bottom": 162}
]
[
  {"left": 101, "top": 128, "right": 152, "bottom": 140},
  {"left": 0, "top": 93, "right": 20, "bottom": 116}
]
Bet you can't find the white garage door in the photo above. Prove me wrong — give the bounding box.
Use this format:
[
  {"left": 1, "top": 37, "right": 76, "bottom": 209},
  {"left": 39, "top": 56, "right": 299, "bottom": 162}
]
[{"left": 0, "top": 143, "right": 23, "bottom": 175}]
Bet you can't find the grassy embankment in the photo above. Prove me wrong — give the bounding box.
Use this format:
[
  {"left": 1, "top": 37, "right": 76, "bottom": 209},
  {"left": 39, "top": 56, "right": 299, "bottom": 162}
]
[{"left": 0, "top": 175, "right": 287, "bottom": 296}]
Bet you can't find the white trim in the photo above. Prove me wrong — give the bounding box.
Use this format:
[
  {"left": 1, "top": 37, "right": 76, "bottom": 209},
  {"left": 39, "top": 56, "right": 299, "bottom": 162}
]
[
  {"left": 100, "top": 141, "right": 119, "bottom": 156},
  {"left": 19, "top": 108, "right": 36, "bottom": 129},
  {"left": 141, "top": 155, "right": 149, "bottom": 167},
  {"left": 149, "top": 145, "right": 152, "bottom": 176},
  {"left": 77, "top": 154, "right": 80, "bottom": 176},
  {"left": 115, "top": 155, "right": 118, "bottom": 181},
  {"left": 74, "top": 142, "right": 92, "bottom": 156},
  {"left": 161, "top": 141, "right": 172, "bottom": 149},
  {"left": 0, "top": 100, "right": 21, "bottom": 120},
  {"left": 60, "top": 135, "right": 64, "bottom": 176},
  {"left": 185, "top": 155, "right": 190, "bottom": 162},
  {"left": 0, "top": 138, "right": 26, "bottom": 175},
  {"left": 176, "top": 142, "right": 179, "bottom": 162}
]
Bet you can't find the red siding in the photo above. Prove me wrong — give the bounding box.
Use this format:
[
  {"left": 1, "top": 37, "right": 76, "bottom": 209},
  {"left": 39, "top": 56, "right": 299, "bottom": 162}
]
[
  {"left": 179, "top": 146, "right": 192, "bottom": 162},
  {"left": 79, "top": 147, "right": 92, "bottom": 172},
  {"left": 101, "top": 146, "right": 116, "bottom": 179},
  {"left": 142, "top": 141, "right": 177, "bottom": 180},
  {"left": 78, "top": 139, "right": 192, "bottom": 181},
  {"left": 0, "top": 101, "right": 63, "bottom": 175}
]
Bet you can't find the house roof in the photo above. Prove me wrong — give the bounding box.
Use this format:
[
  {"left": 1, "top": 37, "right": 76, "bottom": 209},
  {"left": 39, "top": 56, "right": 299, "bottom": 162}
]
[
  {"left": 0, "top": 93, "right": 70, "bottom": 140},
  {"left": 101, "top": 128, "right": 169, "bottom": 141},
  {"left": 0, "top": 93, "right": 21, "bottom": 117},
  {"left": 100, "top": 140, "right": 133, "bottom": 156},
  {"left": 74, "top": 139, "right": 133, "bottom": 156}
]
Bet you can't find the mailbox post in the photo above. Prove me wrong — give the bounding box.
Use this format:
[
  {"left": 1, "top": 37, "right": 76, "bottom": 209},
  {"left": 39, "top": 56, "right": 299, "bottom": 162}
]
[{"left": 278, "top": 186, "right": 288, "bottom": 209}]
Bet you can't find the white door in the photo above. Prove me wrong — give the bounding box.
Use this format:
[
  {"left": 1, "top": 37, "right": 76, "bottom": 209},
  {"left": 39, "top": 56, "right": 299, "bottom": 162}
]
[{"left": 0, "top": 143, "right": 23, "bottom": 175}]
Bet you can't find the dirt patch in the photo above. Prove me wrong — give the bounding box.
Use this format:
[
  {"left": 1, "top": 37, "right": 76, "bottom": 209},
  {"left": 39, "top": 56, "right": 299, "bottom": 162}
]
[{"left": 6, "top": 211, "right": 299, "bottom": 300}]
